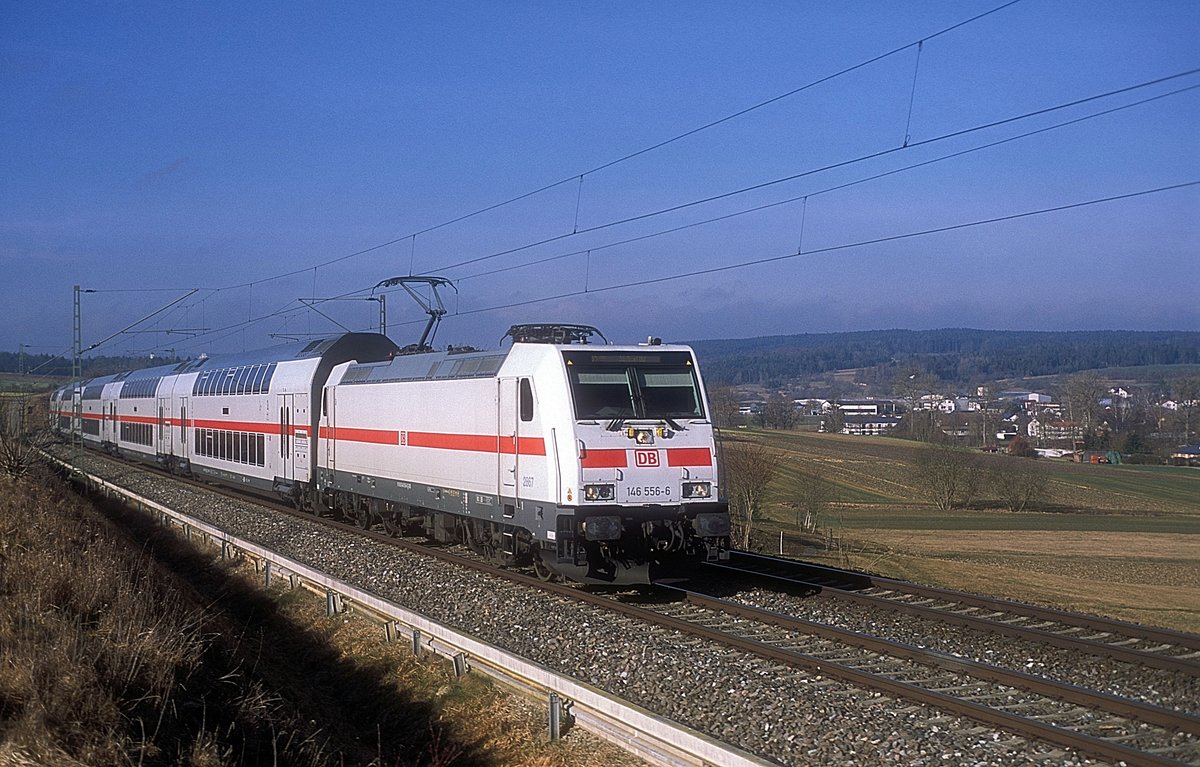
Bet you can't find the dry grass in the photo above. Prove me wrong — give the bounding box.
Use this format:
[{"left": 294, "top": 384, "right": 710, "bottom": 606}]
[
  {"left": 0, "top": 468, "right": 646, "bottom": 766},
  {"left": 0, "top": 471, "right": 365, "bottom": 765}
]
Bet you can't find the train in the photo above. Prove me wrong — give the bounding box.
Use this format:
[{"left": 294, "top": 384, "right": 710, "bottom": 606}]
[{"left": 50, "top": 323, "right": 731, "bottom": 584}]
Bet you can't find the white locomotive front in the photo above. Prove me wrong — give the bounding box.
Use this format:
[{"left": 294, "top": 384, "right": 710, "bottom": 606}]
[{"left": 317, "top": 324, "right": 730, "bottom": 584}]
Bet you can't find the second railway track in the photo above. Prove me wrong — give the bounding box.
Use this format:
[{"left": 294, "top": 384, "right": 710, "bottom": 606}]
[{"left": 708, "top": 551, "right": 1200, "bottom": 675}]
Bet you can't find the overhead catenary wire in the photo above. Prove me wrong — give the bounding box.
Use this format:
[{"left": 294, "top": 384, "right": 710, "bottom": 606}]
[
  {"left": 202, "top": 179, "right": 1198, "bottom": 340},
  {"left": 437, "top": 181, "right": 1200, "bottom": 321},
  {"left": 430, "top": 68, "right": 1200, "bottom": 275},
  {"left": 453, "top": 81, "right": 1200, "bottom": 284},
  {"left": 118, "top": 76, "right": 1199, "bottom": 356},
  {"left": 193, "top": 0, "right": 1025, "bottom": 295}
]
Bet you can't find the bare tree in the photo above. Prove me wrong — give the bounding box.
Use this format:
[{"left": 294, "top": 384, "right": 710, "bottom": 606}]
[
  {"left": 987, "top": 456, "right": 1049, "bottom": 513},
  {"left": 1062, "top": 372, "right": 1106, "bottom": 437},
  {"left": 759, "top": 392, "right": 797, "bottom": 430},
  {"left": 893, "top": 368, "right": 942, "bottom": 442},
  {"left": 722, "top": 441, "right": 782, "bottom": 549},
  {"left": 707, "top": 384, "right": 741, "bottom": 430},
  {"left": 1172, "top": 376, "right": 1200, "bottom": 444},
  {"left": 913, "top": 442, "right": 981, "bottom": 510},
  {"left": 793, "top": 471, "right": 835, "bottom": 534},
  {"left": 0, "top": 397, "right": 48, "bottom": 481}
]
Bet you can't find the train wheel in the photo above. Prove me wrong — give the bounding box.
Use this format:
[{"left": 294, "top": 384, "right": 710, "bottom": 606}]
[
  {"left": 532, "top": 552, "right": 555, "bottom": 582},
  {"left": 382, "top": 514, "right": 401, "bottom": 537},
  {"left": 353, "top": 506, "right": 371, "bottom": 530}
]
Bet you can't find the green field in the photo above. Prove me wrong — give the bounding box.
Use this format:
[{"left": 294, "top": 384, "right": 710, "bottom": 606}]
[
  {"left": 728, "top": 429, "right": 1200, "bottom": 632},
  {"left": 0, "top": 374, "right": 60, "bottom": 395},
  {"left": 732, "top": 428, "right": 1200, "bottom": 515}
]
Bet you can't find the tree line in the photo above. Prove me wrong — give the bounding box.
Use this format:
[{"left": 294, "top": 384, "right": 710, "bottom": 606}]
[{"left": 688, "top": 329, "right": 1200, "bottom": 386}]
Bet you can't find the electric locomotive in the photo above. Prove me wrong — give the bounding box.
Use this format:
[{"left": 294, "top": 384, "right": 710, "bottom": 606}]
[{"left": 317, "top": 323, "right": 730, "bottom": 584}]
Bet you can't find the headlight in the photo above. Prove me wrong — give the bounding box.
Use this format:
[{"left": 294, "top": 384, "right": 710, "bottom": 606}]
[
  {"left": 583, "top": 483, "right": 615, "bottom": 501},
  {"left": 682, "top": 482, "right": 711, "bottom": 499},
  {"left": 626, "top": 427, "right": 654, "bottom": 444}
]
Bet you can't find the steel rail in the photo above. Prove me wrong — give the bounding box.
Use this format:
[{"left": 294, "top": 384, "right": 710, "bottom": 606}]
[
  {"left": 711, "top": 551, "right": 1200, "bottom": 674},
  {"left": 628, "top": 587, "right": 1194, "bottom": 767},
  {"left": 673, "top": 588, "right": 1200, "bottom": 736}
]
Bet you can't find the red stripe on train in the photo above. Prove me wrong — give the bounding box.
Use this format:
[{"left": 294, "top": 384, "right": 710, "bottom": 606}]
[
  {"left": 319, "top": 426, "right": 398, "bottom": 445},
  {"left": 580, "top": 449, "right": 628, "bottom": 468},
  {"left": 582, "top": 447, "right": 713, "bottom": 468},
  {"left": 666, "top": 447, "right": 713, "bottom": 467},
  {"left": 407, "top": 431, "right": 547, "bottom": 456}
]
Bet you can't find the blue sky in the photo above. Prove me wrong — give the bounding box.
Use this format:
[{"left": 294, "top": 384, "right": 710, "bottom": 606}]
[{"left": 2, "top": 1, "right": 1197, "bottom": 360}]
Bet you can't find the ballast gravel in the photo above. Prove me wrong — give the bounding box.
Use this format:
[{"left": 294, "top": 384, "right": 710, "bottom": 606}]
[
  {"left": 685, "top": 575, "right": 1200, "bottom": 715},
  {"left": 57, "top": 450, "right": 1108, "bottom": 766}
]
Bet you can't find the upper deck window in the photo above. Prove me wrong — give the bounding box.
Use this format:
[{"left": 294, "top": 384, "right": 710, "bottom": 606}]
[{"left": 563, "top": 350, "right": 704, "bottom": 420}]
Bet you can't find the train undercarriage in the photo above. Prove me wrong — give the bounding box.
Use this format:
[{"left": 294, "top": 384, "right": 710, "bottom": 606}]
[{"left": 300, "top": 486, "right": 729, "bottom": 586}]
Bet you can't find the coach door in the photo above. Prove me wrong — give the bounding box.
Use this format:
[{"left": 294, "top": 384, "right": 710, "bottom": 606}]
[
  {"left": 322, "top": 389, "right": 335, "bottom": 477},
  {"left": 157, "top": 396, "right": 172, "bottom": 456},
  {"left": 292, "top": 392, "right": 311, "bottom": 483},
  {"left": 279, "top": 392, "right": 310, "bottom": 484},
  {"left": 179, "top": 397, "right": 189, "bottom": 460},
  {"left": 498, "top": 378, "right": 519, "bottom": 499},
  {"left": 279, "top": 394, "right": 294, "bottom": 481}
]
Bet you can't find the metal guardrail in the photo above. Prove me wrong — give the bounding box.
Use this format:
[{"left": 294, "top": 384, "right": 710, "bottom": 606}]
[{"left": 46, "top": 453, "right": 774, "bottom": 767}]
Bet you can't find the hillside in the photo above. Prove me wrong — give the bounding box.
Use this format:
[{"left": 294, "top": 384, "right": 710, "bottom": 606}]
[{"left": 687, "top": 329, "right": 1200, "bottom": 386}]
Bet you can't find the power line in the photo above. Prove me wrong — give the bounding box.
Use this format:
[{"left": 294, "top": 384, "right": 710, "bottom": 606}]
[
  {"left": 285, "top": 180, "right": 1197, "bottom": 337},
  {"left": 112, "top": 72, "right": 1198, "bottom": 356},
  {"left": 201, "top": 0, "right": 1026, "bottom": 293},
  {"left": 454, "top": 82, "right": 1200, "bottom": 283},
  {"left": 431, "top": 67, "right": 1200, "bottom": 275},
  {"left": 436, "top": 181, "right": 1200, "bottom": 320}
]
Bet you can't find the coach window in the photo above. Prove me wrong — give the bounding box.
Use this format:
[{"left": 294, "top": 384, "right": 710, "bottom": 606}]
[
  {"left": 234, "top": 366, "right": 251, "bottom": 395},
  {"left": 250, "top": 364, "right": 266, "bottom": 394},
  {"left": 519, "top": 378, "right": 534, "bottom": 422}
]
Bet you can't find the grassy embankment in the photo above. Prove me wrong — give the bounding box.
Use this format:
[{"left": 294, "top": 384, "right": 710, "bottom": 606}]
[
  {"left": 0, "top": 471, "right": 640, "bottom": 766},
  {"left": 728, "top": 428, "right": 1200, "bottom": 633}
]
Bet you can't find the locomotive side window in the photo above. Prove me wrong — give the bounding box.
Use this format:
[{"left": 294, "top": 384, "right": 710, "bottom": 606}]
[{"left": 519, "top": 378, "right": 534, "bottom": 422}]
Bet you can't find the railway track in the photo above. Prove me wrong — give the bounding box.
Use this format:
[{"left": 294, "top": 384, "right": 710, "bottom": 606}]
[
  {"left": 48, "top": 446, "right": 1200, "bottom": 766},
  {"left": 704, "top": 551, "right": 1200, "bottom": 675},
  {"left": 632, "top": 587, "right": 1200, "bottom": 767}
]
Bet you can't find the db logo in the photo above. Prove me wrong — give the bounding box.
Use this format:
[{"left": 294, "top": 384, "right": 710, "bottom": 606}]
[{"left": 634, "top": 450, "right": 660, "bottom": 468}]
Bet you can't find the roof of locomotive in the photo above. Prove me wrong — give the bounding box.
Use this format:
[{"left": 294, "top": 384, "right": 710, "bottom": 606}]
[
  {"left": 337, "top": 338, "right": 697, "bottom": 386},
  {"left": 339, "top": 346, "right": 512, "bottom": 385}
]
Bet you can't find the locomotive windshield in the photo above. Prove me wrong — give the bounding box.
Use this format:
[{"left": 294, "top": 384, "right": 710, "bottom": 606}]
[{"left": 563, "top": 350, "right": 705, "bottom": 420}]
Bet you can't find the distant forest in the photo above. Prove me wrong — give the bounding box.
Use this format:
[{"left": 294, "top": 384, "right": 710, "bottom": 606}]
[
  {"left": 0, "top": 352, "right": 181, "bottom": 379},
  {"left": 686, "top": 329, "right": 1200, "bottom": 387},
  {"left": 5, "top": 329, "right": 1200, "bottom": 387}
]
